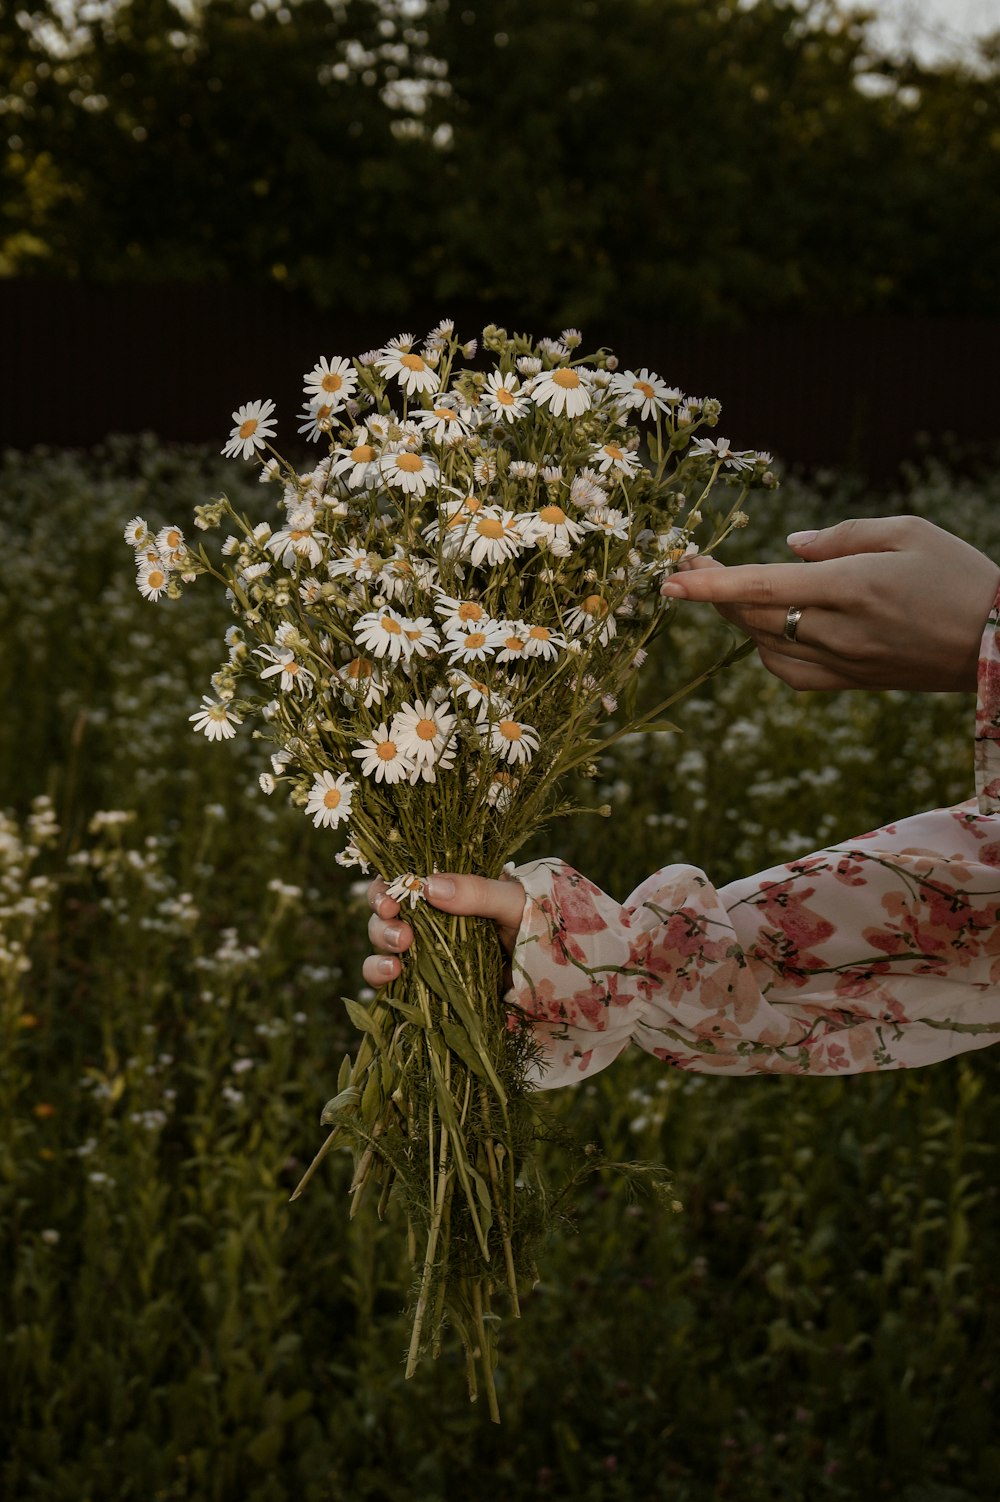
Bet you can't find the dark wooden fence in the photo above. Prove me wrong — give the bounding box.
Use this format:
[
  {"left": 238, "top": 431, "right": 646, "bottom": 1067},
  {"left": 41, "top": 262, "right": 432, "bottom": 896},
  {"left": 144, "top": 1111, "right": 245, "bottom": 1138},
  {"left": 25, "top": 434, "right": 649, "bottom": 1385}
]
[{"left": 2, "top": 280, "right": 996, "bottom": 475}]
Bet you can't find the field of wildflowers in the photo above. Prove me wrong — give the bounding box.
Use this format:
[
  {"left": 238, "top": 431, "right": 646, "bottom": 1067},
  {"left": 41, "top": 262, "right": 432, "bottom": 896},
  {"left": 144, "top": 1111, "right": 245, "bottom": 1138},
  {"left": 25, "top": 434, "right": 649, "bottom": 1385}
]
[{"left": 1, "top": 436, "right": 999, "bottom": 1500}]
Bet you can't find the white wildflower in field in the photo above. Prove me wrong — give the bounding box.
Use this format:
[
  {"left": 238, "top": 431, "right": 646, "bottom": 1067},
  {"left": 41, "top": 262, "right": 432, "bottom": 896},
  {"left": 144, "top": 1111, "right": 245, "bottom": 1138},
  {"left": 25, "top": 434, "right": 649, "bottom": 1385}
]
[
  {"left": 690, "top": 436, "right": 756, "bottom": 470},
  {"left": 222, "top": 398, "right": 277, "bottom": 460},
  {"left": 354, "top": 607, "right": 415, "bottom": 663},
  {"left": 124, "top": 515, "right": 150, "bottom": 548},
  {"left": 592, "top": 441, "right": 642, "bottom": 477},
  {"left": 458, "top": 507, "right": 527, "bottom": 568},
  {"left": 189, "top": 697, "right": 242, "bottom": 741},
  {"left": 524, "top": 504, "right": 585, "bottom": 551},
  {"left": 444, "top": 620, "right": 507, "bottom": 665},
  {"left": 330, "top": 438, "right": 382, "bottom": 489},
  {"left": 304, "top": 771, "right": 354, "bottom": 829},
  {"left": 482, "top": 371, "right": 528, "bottom": 423},
  {"left": 385, "top": 871, "right": 426, "bottom": 906},
  {"left": 380, "top": 449, "right": 439, "bottom": 496},
  {"left": 390, "top": 700, "right": 457, "bottom": 770}
]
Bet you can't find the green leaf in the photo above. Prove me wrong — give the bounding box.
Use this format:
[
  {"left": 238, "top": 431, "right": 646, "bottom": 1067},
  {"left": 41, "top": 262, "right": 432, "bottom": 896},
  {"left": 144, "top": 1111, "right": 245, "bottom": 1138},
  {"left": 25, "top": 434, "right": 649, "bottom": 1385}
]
[
  {"left": 319, "top": 1086, "right": 360, "bottom": 1125},
  {"left": 343, "top": 996, "right": 386, "bottom": 1050}
]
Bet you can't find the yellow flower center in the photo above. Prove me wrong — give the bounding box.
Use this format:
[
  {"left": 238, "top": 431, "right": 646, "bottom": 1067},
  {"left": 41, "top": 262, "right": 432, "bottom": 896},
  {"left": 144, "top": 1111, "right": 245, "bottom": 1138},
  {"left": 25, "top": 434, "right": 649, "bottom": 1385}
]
[
  {"left": 238, "top": 418, "right": 258, "bottom": 439},
  {"left": 376, "top": 740, "right": 398, "bottom": 761},
  {"left": 552, "top": 369, "right": 581, "bottom": 390},
  {"left": 380, "top": 615, "right": 402, "bottom": 634},
  {"left": 289, "top": 529, "right": 310, "bottom": 540},
  {"left": 494, "top": 386, "right": 515, "bottom": 405},
  {"left": 416, "top": 718, "right": 438, "bottom": 741},
  {"left": 351, "top": 444, "right": 376, "bottom": 463},
  {"left": 538, "top": 505, "right": 566, "bottom": 526},
  {"left": 323, "top": 788, "right": 342, "bottom": 810},
  {"left": 498, "top": 720, "right": 522, "bottom": 740},
  {"left": 164, "top": 529, "right": 181, "bottom": 549},
  {"left": 345, "top": 658, "right": 373, "bottom": 680},
  {"left": 400, "top": 353, "right": 426, "bottom": 373},
  {"left": 634, "top": 380, "right": 655, "bottom": 399},
  {"left": 457, "top": 601, "right": 484, "bottom": 622},
  {"left": 504, "top": 635, "right": 525, "bottom": 653},
  {"left": 602, "top": 444, "right": 624, "bottom": 462},
  {"left": 322, "top": 372, "right": 344, "bottom": 393},
  {"left": 404, "top": 626, "right": 425, "bottom": 641},
  {"left": 475, "top": 518, "right": 505, "bottom": 540},
  {"left": 396, "top": 452, "right": 424, "bottom": 473},
  {"left": 582, "top": 594, "right": 608, "bottom": 618},
  {"left": 283, "top": 659, "right": 300, "bottom": 674},
  {"left": 464, "top": 632, "right": 487, "bottom": 650},
  {"left": 147, "top": 570, "right": 165, "bottom": 589},
  {"left": 433, "top": 406, "right": 456, "bottom": 422},
  {"left": 528, "top": 625, "right": 551, "bottom": 641}
]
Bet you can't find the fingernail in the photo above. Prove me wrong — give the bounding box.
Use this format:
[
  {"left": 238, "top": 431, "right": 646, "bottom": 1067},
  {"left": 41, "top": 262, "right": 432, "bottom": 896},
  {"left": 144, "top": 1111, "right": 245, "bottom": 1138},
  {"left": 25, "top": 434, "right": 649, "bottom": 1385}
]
[
  {"left": 424, "top": 876, "right": 455, "bottom": 900},
  {"left": 384, "top": 924, "right": 403, "bottom": 948},
  {"left": 786, "top": 530, "right": 817, "bottom": 549},
  {"left": 660, "top": 581, "right": 686, "bottom": 597},
  {"left": 377, "top": 957, "right": 396, "bottom": 979}
]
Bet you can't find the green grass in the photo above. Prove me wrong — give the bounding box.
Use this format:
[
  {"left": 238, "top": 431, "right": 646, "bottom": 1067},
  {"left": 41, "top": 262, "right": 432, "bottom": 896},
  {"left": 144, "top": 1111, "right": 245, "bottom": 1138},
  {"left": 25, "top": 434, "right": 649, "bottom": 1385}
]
[{"left": 1, "top": 437, "right": 999, "bottom": 1500}]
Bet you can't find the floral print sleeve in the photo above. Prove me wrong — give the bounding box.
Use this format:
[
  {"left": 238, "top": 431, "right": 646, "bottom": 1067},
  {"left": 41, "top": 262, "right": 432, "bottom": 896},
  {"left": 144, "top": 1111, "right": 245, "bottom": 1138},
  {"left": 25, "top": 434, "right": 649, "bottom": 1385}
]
[{"left": 508, "top": 583, "right": 1000, "bottom": 1090}]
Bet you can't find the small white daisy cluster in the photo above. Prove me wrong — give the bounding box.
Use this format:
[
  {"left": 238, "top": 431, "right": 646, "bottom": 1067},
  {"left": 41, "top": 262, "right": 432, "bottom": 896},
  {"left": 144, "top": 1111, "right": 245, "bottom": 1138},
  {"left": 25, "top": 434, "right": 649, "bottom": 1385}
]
[
  {"left": 128, "top": 323, "right": 775, "bottom": 888},
  {"left": 0, "top": 796, "right": 59, "bottom": 986}
]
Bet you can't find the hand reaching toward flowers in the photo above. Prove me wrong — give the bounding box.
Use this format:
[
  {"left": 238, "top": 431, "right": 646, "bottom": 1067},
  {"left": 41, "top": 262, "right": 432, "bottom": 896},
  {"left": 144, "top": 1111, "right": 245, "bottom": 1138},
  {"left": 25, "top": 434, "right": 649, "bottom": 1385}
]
[
  {"left": 660, "top": 516, "right": 1000, "bottom": 693},
  {"left": 363, "top": 574, "right": 1000, "bottom": 1087}
]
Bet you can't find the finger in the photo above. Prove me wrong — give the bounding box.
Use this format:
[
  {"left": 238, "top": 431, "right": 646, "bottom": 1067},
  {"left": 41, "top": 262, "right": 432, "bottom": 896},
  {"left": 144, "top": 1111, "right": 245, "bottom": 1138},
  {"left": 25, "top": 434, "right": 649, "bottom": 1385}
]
[
  {"left": 363, "top": 953, "right": 401, "bottom": 986},
  {"left": 660, "top": 559, "right": 843, "bottom": 609},
  {"left": 786, "top": 515, "right": 924, "bottom": 561},
  {"left": 367, "top": 911, "right": 413, "bottom": 953},
  {"left": 757, "top": 645, "right": 864, "bottom": 691},
  {"left": 675, "top": 555, "right": 723, "bottom": 574},
  {"left": 423, "top": 873, "right": 526, "bottom": 951},
  {"left": 367, "top": 877, "right": 400, "bottom": 921}
]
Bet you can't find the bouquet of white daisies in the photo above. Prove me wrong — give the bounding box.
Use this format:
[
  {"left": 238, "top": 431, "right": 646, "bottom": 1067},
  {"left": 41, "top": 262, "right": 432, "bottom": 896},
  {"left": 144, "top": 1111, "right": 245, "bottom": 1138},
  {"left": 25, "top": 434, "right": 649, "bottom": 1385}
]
[{"left": 125, "top": 321, "right": 775, "bottom": 1418}]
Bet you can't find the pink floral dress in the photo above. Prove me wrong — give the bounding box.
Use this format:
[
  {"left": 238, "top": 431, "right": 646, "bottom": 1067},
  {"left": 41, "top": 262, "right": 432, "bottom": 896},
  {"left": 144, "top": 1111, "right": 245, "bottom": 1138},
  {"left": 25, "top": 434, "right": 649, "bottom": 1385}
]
[{"left": 509, "top": 585, "right": 1000, "bottom": 1089}]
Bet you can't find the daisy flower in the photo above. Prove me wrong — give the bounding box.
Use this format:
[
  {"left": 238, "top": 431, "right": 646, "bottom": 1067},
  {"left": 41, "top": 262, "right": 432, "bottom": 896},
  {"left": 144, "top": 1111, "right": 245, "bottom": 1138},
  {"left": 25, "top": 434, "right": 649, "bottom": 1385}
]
[
  {"left": 524, "top": 504, "right": 584, "bottom": 552},
  {"left": 424, "top": 493, "right": 486, "bottom": 547},
  {"left": 189, "top": 696, "right": 242, "bottom": 741},
  {"left": 508, "top": 459, "right": 538, "bottom": 480},
  {"left": 328, "top": 545, "right": 383, "bottom": 582},
  {"left": 581, "top": 507, "right": 630, "bottom": 540},
  {"left": 609, "top": 368, "right": 678, "bottom": 420},
  {"left": 380, "top": 448, "right": 439, "bottom": 497},
  {"left": 482, "top": 371, "right": 528, "bottom": 423},
  {"left": 391, "top": 700, "right": 457, "bottom": 769},
  {"left": 486, "top": 770, "right": 520, "bottom": 812},
  {"left": 330, "top": 438, "right": 381, "bottom": 489},
  {"left": 137, "top": 558, "right": 170, "bottom": 601},
  {"left": 458, "top": 507, "right": 528, "bottom": 568},
  {"left": 376, "top": 346, "right": 439, "bottom": 397},
  {"left": 268, "top": 511, "right": 325, "bottom": 568},
  {"left": 353, "top": 724, "right": 417, "bottom": 785},
  {"left": 303, "top": 355, "right": 358, "bottom": 411},
  {"left": 399, "top": 615, "right": 441, "bottom": 658},
  {"left": 689, "top": 436, "right": 756, "bottom": 471},
  {"left": 447, "top": 669, "right": 513, "bottom": 723},
  {"left": 489, "top": 718, "right": 540, "bottom": 766},
  {"left": 255, "top": 644, "right": 315, "bottom": 696},
  {"left": 415, "top": 402, "right": 473, "bottom": 444},
  {"left": 222, "top": 399, "right": 277, "bottom": 460},
  {"left": 339, "top": 656, "right": 388, "bottom": 707},
  {"left": 521, "top": 622, "right": 566, "bottom": 661},
  {"left": 385, "top": 872, "right": 426, "bottom": 907},
  {"left": 296, "top": 401, "right": 337, "bottom": 443},
  {"left": 434, "top": 592, "right": 492, "bottom": 634},
  {"left": 305, "top": 771, "right": 354, "bottom": 830},
  {"left": 354, "top": 606, "right": 413, "bottom": 663},
  {"left": 336, "top": 842, "right": 372, "bottom": 873},
  {"left": 531, "top": 367, "right": 591, "bottom": 418},
  {"left": 563, "top": 592, "right": 617, "bottom": 645},
  {"left": 592, "top": 441, "right": 642, "bottom": 477},
  {"left": 444, "top": 620, "right": 507, "bottom": 665},
  {"left": 495, "top": 621, "right": 531, "bottom": 663},
  {"left": 124, "top": 516, "right": 150, "bottom": 549}
]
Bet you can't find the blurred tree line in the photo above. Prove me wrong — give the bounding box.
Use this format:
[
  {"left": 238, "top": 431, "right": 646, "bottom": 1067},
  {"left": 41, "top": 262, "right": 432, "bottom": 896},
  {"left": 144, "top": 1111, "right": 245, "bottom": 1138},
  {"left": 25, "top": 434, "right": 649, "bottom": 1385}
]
[{"left": 1, "top": 0, "right": 998, "bottom": 326}]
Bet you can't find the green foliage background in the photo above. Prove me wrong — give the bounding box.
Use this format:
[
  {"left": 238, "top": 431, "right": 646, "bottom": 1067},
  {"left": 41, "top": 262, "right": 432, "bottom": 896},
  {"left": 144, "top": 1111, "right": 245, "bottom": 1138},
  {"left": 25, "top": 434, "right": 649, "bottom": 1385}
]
[
  {"left": 2, "top": 0, "right": 1000, "bottom": 324},
  {"left": 1, "top": 439, "right": 999, "bottom": 1499}
]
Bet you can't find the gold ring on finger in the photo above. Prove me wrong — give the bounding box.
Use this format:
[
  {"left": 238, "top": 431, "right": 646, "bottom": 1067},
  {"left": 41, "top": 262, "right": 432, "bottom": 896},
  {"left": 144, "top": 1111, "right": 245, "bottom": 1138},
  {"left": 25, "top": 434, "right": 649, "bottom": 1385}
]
[{"left": 783, "top": 605, "right": 804, "bottom": 642}]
